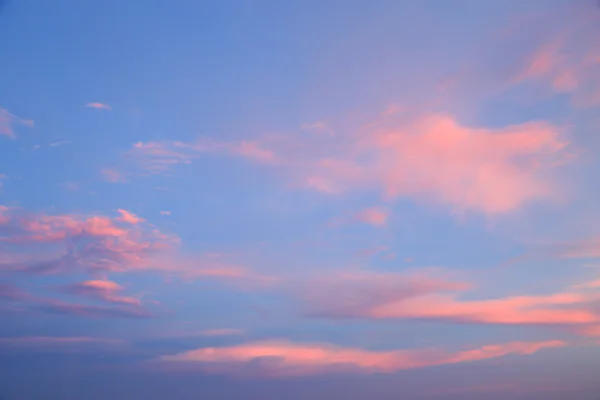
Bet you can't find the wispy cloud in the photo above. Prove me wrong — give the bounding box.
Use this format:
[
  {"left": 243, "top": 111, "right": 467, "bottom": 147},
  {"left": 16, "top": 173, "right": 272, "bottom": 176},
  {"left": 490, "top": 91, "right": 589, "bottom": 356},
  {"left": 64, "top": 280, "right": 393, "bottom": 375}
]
[
  {"left": 157, "top": 339, "right": 564, "bottom": 377},
  {"left": 354, "top": 207, "right": 388, "bottom": 226},
  {"left": 513, "top": 23, "right": 600, "bottom": 107},
  {"left": 62, "top": 280, "right": 142, "bottom": 306},
  {"left": 0, "top": 336, "right": 126, "bottom": 349},
  {"left": 127, "top": 139, "right": 278, "bottom": 175},
  {"left": 0, "top": 107, "right": 33, "bottom": 139},
  {"left": 199, "top": 328, "right": 245, "bottom": 337},
  {"left": 85, "top": 102, "right": 112, "bottom": 110},
  {"left": 301, "top": 121, "right": 334, "bottom": 135},
  {"left": 0, "top": 282, "right": 153, "bottom": 319},
  {"left": 0, "top": 207, "right": 178, "bottom": 275},
  {"left": 122, "top": 111, "right": 570, "bottom": 215},
  {"left": 101, "top": 168, "right": 127, "bottom": 183},
  {"left": 301, "top": 269, "right": 600, "bottom": 327}
]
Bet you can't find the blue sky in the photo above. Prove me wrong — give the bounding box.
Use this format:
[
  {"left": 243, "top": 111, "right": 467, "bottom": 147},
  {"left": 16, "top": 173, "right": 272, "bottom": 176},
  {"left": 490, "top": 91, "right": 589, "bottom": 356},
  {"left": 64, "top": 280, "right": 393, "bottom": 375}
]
[{"left": 2, "top": 0, "right": 600, "bottom": 399}]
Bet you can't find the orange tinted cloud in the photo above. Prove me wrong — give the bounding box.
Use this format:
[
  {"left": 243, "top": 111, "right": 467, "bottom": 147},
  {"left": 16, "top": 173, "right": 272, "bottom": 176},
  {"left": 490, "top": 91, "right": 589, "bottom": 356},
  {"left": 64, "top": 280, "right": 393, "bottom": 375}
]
[
  {"left": 0, "top": 107, "right": 33, "bottom": 139},
  {"left": 158, "top": 339, "right": 565, "bottom": 376}
]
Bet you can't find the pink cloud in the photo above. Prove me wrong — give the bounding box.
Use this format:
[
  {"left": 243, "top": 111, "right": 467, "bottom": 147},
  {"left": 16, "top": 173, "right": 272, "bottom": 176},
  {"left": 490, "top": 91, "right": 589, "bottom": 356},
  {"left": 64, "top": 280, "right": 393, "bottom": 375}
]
[
  {"left": 63, "top": 280, "right": 142, "bottom": 306},
  {"left": 114, "top": 107, "right": 572, "bottom": 215},
  {"left": 129, "top": 141, "right": 199, "bottom": 174},
  {"left": 85, "top": 102, "right": 112, "bottom": 110},
  {"left": 303, "top": 270, "right": 600, "bottom": 326},
  {"left": 117, "top": 209, "right": 144, "bottom": 224},
  {"left": 0, "top": 282, "right": 153, "bottom": 319},
  {"left": 0, "top": 207, "right": 178, "bottom": 275},
  {"left": 200, "top": 328, "right": 245, "bottom": 337},
  {"left": 558, "top": 237, "right": 600, "bottom": 259},
  {"left": 302, "top": 270, "right": 470, "bottom": 318},
  {"left": 357, "top": 114, "right": 568, "bottom": 214},
  {"left": 127, "top": 138, "right": 278, "bottom": 175},
  {"left": 354, "top": 207, "right": 388, "bottom": 226},
  {"left": 577, "top": 325, "right": 600, "bottom": 337},
  {"left": 1, "top": 210, "right": 272, "bottom": 287},
  {"left": 101, "top": 168, "right": 127, "bottom": 183},
  {"left": 149, "top": 113, "right": 569, "bottom": 214},
  {"left": 0, "top": 107, "right": 33, "bottom": 139},
  {"left": 510, "top": 12, "right": 600, "bottom": 107},
  {"left": 157, "top": 339, "right": 565, "bottom": 376},
  {"left": 371, "top": 292, "right": 598, "bottom": 325}
]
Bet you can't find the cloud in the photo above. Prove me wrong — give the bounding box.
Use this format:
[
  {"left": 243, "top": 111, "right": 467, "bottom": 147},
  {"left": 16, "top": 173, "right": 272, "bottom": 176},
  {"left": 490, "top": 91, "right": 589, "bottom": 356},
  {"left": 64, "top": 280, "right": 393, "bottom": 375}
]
[
  {"left": 125, "top": 112, "right": 569, "bottom": 214},
  {"left": 366, "top": 292, "right": 598, "bottom": 325},
  {"left": 117, "top": 209, "right": 144, "bottom": 225},
  {"left": 301, "top": 270, "right": 600, "bottom": 326},
  {"left": 200, "top": 328, "right": 245, "bottom": 337},
  {"left": 157, "top": 339, "right": 565, "bottom": 377},
  {"left": 0, "top": 207, "right": 177, "bottom": 276},
  {"left": 127, "top": 139, "right": 278, "bottom": 175},
  {"left": 62, "top": 280, "right": 142, "bottom": 306},
  {"left": 101, "top": 168, "right": 127, "bottom": 183},
  {"left": 37, "top": 298, "right": 152, "bottom": 318},
  {"left": 85, "top": 102, "right": 112, "bottom": 110},
  {"left": 301, "top": 121, "right": 334, "bottom": 135},
  {"left": 301, "top": 270, "right": 470, "bottom": 318},
  {"left": 160, "top": 211, "right": 171, "bottom": 216},
  {"left": 0, "top": 336, "right": 126, "bottom": 349},
  {"left": 513, "top": 21, "right": 600, "bottom": 107},
  {"left": 0, "top": 281, "right": 152, "bottom": 319},
  {"left": 0, "top": 107, "right": 33, "bottom": 139},
  {"left": 557, "top": 237, "right": 600, "bottom": 259},
  {"left": 336, "top": 114, "right": 567, "bottom": 214},
  {"left": 0, "top": 206, "right": 272, "bottom": 292},
  {"left": 354, "top": 207, "right": 388, "bottom": 226},
  {"left": 0, "top": 282, "right": 29, "bottom": 301}
]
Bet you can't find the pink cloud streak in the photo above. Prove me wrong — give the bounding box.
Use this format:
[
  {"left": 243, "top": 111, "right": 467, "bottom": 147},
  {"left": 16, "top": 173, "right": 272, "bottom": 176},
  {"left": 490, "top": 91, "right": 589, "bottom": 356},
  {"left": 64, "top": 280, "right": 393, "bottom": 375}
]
[
  {"left": 303, "top": 270, "right": 600, "bottom": 327},
  {"left": 158, "top": 339, "right": 565, "bottom": 376},
  {"left": 63, "top": 280, "right": 142, "bottom": 306},
  {"left": 85, "top": 102, "right": 112, "bottom": 110}
]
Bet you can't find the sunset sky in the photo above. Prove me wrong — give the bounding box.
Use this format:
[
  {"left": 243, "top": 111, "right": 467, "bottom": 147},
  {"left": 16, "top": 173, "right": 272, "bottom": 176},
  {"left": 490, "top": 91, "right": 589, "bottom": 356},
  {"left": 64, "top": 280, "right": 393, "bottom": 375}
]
[{"left": 1, "top": 0, "right": 600, "bottom": 399}]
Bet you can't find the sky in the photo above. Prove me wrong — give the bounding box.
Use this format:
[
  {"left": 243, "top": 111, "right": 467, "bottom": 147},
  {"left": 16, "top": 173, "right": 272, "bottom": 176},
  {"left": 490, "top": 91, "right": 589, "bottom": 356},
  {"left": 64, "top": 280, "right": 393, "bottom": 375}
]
[{"left": 1, "top": 0, "right": 600, "bottom": 398}]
